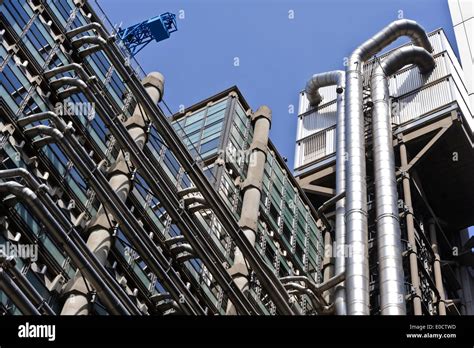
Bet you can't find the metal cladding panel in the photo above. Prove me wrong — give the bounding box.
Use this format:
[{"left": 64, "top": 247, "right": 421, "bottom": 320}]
[
  {"left": 294, "top": 29, "right": 471, "bottom": 172},
  {"left": 298, "top": 87, "right": 338, "bottom": 116},
  {"left": 395, "top": 78, "right": 453, "bottom": 125},
  {"left": 299, "top": 101, "right": 337, "bottom": 139},
  {"left": 389, "top": 54, "right": 449, "bottom": 97},
  {"left": 298, "top": 126, "right": 336, "bottom": 167}
]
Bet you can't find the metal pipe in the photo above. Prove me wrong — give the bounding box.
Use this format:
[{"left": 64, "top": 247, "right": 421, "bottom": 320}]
[
  {"left": 305, "top": 71, "right": 348, "bottom": 313},
  {"left": 0, "top": 181, "right": 132, "bottom": 315},
  {"left": 399, "top": 142, "right": 422, "bottom": 314},
  {"left": 65, "top": 23, "right": 293, "bottom": 314},
  {"left": 226, "top": 105, "right": 271, "bottom": 315},
  {"left": 23, "top": 123, "right": 201, "bottom": 314},
  {"left": 60, "top": 72, "right": 164, "bottom": 315},
  {"left": 428, "top": 219, "right": 446, "bottom": 315},
  {"left": 0, "top": 170, "right": 140, "bottom": 315},
  {"left": 0, "top": 256, "right": 55, "bottom": 315},
  {"left": 40, "top": 67, "right": 258, "bottom": 314},
  {"left": 371, "top": 46, "right": 435, "bottom": 315},
  {"left": 280, "top": 271, "right": 345, "bottom": 313},
  {"left": 0, "top": 267, "right": 40, "bottom": 315},
  {"left": 345, "top": 19, "right": 432, "bottom": 315},
  {"left": 305, "top": 71, "right": 344, "bottom": 106},
  {"left": 314, "top": 185, "right": 346, "bottom": 314}
]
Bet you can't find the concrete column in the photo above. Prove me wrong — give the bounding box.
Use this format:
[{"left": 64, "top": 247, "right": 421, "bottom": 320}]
[
  {"left": 428, "top": 219, "right": 446, "bottom": 315},
  {"left": 61, "top": 72, "right": 164, "bottom": 315},
  {"left": 399, "top": 141, "right": 422, "bottom": 315},
  {"left": 226, "top": 106, "right": 271, "bottom": 315}
]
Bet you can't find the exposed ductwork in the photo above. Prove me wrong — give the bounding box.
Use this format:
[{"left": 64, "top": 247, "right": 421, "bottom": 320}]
[
  {"left": 0, "top": 180, "right": 135, "bottom": 315},
  {"left": 64, "top": 22, "right": 295, "bottom": 314},
  {"left": 59, "top": 71, "right": 164, "bottom": 315},
  {"left": 305, "top": 70, "right": 347, "bottom": 315},
  {"left": 0, "top": 267, "right": 40, "bottom": 315},
  {"left": 344, "top": 19, "right": 433, "bottom": 315},
  {"left": 305, "top": 71, "right": 345, "bottom": 107},
  {"left": 371, "top": 45, "right": 435, "bottom": 315},
  {"left": 0, "top": 255, "right": 55, "bottom": 315},
  {"left": 226, "top": 105, "right": 271, "bottom": 315}
]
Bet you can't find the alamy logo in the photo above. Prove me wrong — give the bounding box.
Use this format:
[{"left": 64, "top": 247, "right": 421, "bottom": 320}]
[
  {"left": 18, "top": 322, "right": 56, "bottom": 342},
  {"left": 0, "top": 242, "right": 38, "bottom": 262}
]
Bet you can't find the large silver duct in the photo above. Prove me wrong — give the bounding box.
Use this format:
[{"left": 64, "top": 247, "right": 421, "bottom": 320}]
[
  {"left": 371, "top": 46, "right": 435, "bottom": 315},
  {"left": 305, "top": 71, "right": 347, "bottom": 315},
  {"left": 345, "top": 19, "right": 432, "bottom": 315}
]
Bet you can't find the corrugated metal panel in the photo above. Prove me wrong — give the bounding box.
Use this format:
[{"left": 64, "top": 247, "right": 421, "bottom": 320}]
[
  {"left": 299, "top": 126, "right": 336, "bottom": 166},
  {"left": 326, "top": 127, "right": 336, "bottom": 155},
  {"left": 298, "top": 87, "right": 337, "bottom": 115},
  {"left": 395, "top": 78, "right": 453, "bottom": 125},
  {"left": 299, "top": 102, "right": 337, "bottom": 139},
  {"left": 389, "top": 54, "right": 449, "bottom": 97},
  {"left": 302, "top": 131, "right": 326, "bottom": 165},
  {"left": 295, "top": 29, "right": 461, "bottom": 170}
]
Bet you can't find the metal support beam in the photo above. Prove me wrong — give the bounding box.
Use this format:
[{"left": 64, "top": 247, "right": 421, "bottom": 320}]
[
  {"left": 428, "top": 219, "right": 447, "bottom": 315},
  {"left": 399, "top": 141, "right": 423, "bottom": 315},
  {"left": 299, "top": 184, "right": 335, "bottom": 197},
  {"left": 0, "top": 267, "right": 40, "bottom": 315},
  {"left": 62, "top": 22, "right": 293, "bottom": 314},
  {"left": 397, "top": 119, "right": 453, "bottom": 175}
]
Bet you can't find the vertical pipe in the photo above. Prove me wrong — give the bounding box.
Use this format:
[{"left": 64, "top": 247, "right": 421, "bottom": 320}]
[
  {"left": 399, "top": 142, "right": 422, "bottom": 315},
  {"left": 428, "top": 219, "right": 446, "bottom": 315},
  {"left": 370, "top": 46, "right": 434, "bottom": 315},
  {"left": 305, "top": 71, "right": 346, "bottom": 314},
  {"left": 61, "top": 72, "right": 164, "bottom": 315},
  {"left": 226, "top": 106, "right": 271, "bottom": 315},
  {"left": 345, "top": 19, "right": 432, "bottom": 315},
  {"left": 371, "top": 67, "right": 406, "bottom": 315},
  {"left": 334, "top": 83, "right": 347, "bottom": 315}
]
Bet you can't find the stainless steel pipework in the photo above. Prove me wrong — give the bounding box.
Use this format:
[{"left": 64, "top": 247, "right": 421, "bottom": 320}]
[
  {"left": 344, "top": 19, "right": 432, "bottom": 314},
  {"left": 371, "top": 45, "right": 435, "bottom": 315},
  {"left": 305, "top": 71, "right": 347, "bottom": 314}
]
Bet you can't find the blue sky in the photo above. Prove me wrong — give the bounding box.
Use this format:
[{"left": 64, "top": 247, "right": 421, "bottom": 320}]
[{"left": 96, "top": 0, "right": 456, "bottom": 168}]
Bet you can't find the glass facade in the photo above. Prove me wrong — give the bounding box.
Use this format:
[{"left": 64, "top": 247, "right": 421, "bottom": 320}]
[{"left": 172, "top": 89, "right": 324, "bottom": 314}]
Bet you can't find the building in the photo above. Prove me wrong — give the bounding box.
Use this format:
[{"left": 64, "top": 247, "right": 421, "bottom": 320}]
[
  {"left": 295, "top": 22, "right": 474, "bottom": 314},
  {"left": 448, "top": 0, "right": 474, "bottom": 109},
  {"left": 0, "top": 0, "right": 328, "bottom": 316},
  {"left": 1, "top": 0, "right": 473, "bottom": 317}
]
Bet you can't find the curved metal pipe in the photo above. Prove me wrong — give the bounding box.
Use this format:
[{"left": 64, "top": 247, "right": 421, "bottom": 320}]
[
  {"left": 65, "top": 22, "right": 295, "bottom": 314},
  {"left": 39, "top": 69, "right": 258, "bottom": 314},
  {"left": 0, "top": 181, "right": 133, "bottom": 315},
  {"left": 0, "top": 169, "right": 140, "bottom": 315},
  {"left": 305, "top": 71, "right": 344, "bottom": 107},
  {"left": 344, "top": 19, "right": 432, "bottom": 315},
  {"left": 371, "top": 46, "right": 434, "bottom": 315},
  {"left": 305, "top": 71, "right": 347, "bottom": 314},
  {"left": 22, "top": 122, "right": 205, "bottom": 315}
]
